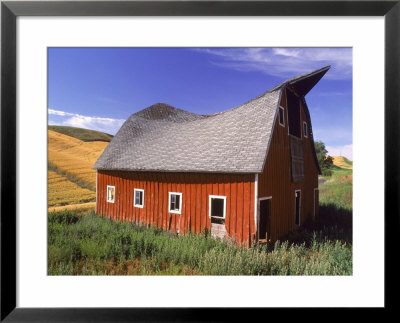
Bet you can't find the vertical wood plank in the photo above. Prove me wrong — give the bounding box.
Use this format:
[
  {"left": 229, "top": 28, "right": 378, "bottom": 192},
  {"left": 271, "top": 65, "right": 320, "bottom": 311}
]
[
  {"left": 249, "top": 176, "right": 255, "bottom": 245},
  {"left": 195, "top": 174, "right": 201, "bottom": 234},
  {"left": 190, "top": 175, "right": 196, "bottom": 233},
  {"left": 230, "top": 179, "right": 237, "bottom": 239},
  {"left": 201, "top": 175, "right": 207, "bottom": 233},
  {"left": 236, "top": 179, "right": 244, "bottom": 244},
  {"left": 243, "top": 178, "right": 250, "bottom": 246}
]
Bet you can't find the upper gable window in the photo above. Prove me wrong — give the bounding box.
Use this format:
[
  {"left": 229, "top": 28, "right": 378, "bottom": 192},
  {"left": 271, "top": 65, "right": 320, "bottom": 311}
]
[
  {"left": 107, "top": 185, "right": 115, "bottom": 203},
  {"left": 169, "top": 192, "right": 182, "bottom": 214},
  {"left": 303, "top": 121, "right": 308, "bottom": 138},
  {"left": 279, "top": 106, "right": 285, "bottom": 127},
  {"left": 134, "top": 188, "right": 144, "bottom": 208}
]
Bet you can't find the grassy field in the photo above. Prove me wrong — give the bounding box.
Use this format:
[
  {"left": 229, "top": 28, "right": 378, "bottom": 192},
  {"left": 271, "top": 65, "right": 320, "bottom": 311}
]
[
  {"left": 48, "top": 129, "right": 108, "bottom": 208},
  {"left": 319, "top": 157, "right": 352, "bottom": 210},
  {"left": 48, "top": 209, "right": 352, "bottom": 275}
]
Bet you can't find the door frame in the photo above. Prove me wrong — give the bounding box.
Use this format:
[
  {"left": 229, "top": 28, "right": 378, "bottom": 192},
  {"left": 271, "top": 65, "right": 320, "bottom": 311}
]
[
  {"left": 294, "top": 189, "right": 301, "bottom": 226},
  {"left": 313, "top": 188, "right": 319, "bottom": 219},
  {"left": 257, "top": 196, "right": 272, "bottom": 241}
]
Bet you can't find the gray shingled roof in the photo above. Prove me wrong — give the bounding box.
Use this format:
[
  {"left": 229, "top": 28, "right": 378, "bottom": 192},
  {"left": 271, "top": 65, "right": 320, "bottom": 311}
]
[{"left": 93, "top": 67, "right": 328, "bottom": 173}]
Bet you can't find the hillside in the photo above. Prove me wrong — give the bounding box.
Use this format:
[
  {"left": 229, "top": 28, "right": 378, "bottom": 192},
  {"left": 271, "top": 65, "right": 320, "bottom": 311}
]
[
  {"left": 48, "top": 125, "right": 113, "bottom": 142},
  {"left": 332, "top": 156, "right": 352, "bottom": 170},
  {"left": 48, "top": 128, "right": 109, "bottom": 209}
]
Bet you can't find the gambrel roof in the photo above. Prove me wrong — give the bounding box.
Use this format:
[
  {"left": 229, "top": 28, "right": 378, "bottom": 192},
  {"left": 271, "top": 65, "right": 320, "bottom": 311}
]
[{"left": 93, "top": 66, "right": 329, "bottom": 173}]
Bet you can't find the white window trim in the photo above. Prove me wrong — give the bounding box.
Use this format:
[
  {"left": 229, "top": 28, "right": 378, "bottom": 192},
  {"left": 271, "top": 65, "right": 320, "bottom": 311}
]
[
  {"left": 134, "top": 188, "right": 144, "bottom": 208},
  {"left": 257, "top": 196, "right": 272, "bottom": 241},
  {"left": 209, "top": 195, "right": 227, "bottom": 219},
  {"left": 278, "top": 106, "right": 285, "bottom": 127},
  {"left": 106, "top": 185, "right": 115, "bottom": 203},
  {"left": 168, "top": 192, "right": 182, "bottom": 214},
  {"left": 294, "top": 189, "right": 301, "bottom": 226},
  {"left": 303, "top": 121, "right": 308, "bottom": 138}
]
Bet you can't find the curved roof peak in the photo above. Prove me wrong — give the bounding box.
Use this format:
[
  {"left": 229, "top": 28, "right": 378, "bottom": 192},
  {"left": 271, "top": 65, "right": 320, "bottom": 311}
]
[
  {"left": 268, "top": 65, "right": 331, "bottom": 96},
  {"left": 133, "top": 102, "right": 205, "bottom": 122}
]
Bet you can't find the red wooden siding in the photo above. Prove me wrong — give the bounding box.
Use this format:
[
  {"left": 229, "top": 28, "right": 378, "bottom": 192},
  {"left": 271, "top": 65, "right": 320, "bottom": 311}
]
[
  {"left": 97, "top": 171, "right": 256, "bottom": 246},
  {"left": 258, "top": 89, "right": 319, "bottom": 241},
  {"left": 96, "top": 88, "right": 319, "bottom": 244}
]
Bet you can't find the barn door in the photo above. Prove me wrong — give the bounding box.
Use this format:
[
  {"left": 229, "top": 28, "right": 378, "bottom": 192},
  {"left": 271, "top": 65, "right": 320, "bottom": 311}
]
[{"left": 258, "top": 198, "right": 271, "bottom": 241}]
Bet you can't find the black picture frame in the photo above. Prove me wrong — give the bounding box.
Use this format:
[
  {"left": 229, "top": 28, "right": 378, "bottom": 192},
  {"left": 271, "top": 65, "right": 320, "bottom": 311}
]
[{"left": 1, "top": 1, "right": 398, "bottom": 321}]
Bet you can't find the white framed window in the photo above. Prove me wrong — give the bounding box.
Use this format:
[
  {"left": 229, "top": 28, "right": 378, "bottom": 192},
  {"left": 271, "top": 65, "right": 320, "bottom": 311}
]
[
  {"left": 106, "top": 185, "right": 115, "bottom": 203},
  {"left": 278, "top": 106, "right": 285, "bottom": 127},
  {"left": 303, "top": 121, "right": 308, "bottom": 138},
  {"left": 209, "top": 195, "right": 227, "bottom": 224},
  {"left": 134, "top": 188, "right": 144, "bottom": 208},
  {"left": 168, "top": 192, "right": 182, "bottom": 214}
]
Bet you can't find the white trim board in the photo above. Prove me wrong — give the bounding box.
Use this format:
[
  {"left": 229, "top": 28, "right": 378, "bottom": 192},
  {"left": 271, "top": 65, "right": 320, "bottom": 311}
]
[{"left": 254, "top": 174, "right": 258, "bottom": 235}]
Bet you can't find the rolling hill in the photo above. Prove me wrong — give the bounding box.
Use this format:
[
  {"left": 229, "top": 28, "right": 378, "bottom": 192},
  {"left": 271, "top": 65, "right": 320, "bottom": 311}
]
[
  {"left": 48, "top": 126, "right": 110, "bottom": 210},
  {"left": 48, "top": 125, "right": 113, "bottom": 142},
  {"left": 332, "top": 156, "right": 353, "bottom": 170}
]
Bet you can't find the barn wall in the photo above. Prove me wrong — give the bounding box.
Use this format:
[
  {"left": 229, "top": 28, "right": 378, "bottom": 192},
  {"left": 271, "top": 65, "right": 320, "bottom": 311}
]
[
  {"left": 97, "top": 171, "right": 256, "bottom": 246},
  {"left": 258, "top": 88, "right": 319, "bottom": 241}
]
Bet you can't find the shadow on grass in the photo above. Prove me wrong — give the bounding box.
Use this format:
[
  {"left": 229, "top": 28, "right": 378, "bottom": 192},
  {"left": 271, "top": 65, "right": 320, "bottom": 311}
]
[{"left": 279, "top": 203, "right": 352, "bottom": 248}]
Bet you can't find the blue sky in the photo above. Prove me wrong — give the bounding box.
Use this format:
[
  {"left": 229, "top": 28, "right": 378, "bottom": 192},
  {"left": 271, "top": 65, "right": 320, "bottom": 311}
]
[{"left": 48, "top": 47, "right": 352, "bottom": 159}]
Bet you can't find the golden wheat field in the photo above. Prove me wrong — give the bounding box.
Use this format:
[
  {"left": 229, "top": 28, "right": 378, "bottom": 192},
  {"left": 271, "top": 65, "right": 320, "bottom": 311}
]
[
  {"left": 332, "top": 156, "right": 353, "bottom": 169},
  {"left": 48, "top": 170, "right": 96, "bottom": 207},
  {"left": 48, "top": 129, "right": 109, "bottom": 210},
  {"left": 48, "top": 130, "right": 108, "bottom": 190}
]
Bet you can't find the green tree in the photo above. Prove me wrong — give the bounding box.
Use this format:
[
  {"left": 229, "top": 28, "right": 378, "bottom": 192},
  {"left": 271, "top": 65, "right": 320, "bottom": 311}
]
[{"left": 314, "top": 140, "right": 334, "bottom": 176}]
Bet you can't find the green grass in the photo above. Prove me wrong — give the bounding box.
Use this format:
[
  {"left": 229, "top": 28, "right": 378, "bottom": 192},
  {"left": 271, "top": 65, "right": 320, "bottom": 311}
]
[
  {"left": 48, "top": 125, "right": 113, "bottom": 142},
  {"left": 319, "top": 166, "right": 352, "bottom": 210},
  {"left": 48, "top": 207, "right": 352, "bottom": 276}
]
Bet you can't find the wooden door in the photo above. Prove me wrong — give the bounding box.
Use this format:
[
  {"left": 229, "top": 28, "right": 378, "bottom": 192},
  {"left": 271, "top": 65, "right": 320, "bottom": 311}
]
[{"left": 259, "top": 198, "right": 271, "bottom": 241}]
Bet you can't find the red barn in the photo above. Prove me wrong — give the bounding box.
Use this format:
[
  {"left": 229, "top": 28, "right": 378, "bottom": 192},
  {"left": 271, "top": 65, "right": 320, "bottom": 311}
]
[{"left": 93, "top": 66, "right": 329, "bottom": 245}]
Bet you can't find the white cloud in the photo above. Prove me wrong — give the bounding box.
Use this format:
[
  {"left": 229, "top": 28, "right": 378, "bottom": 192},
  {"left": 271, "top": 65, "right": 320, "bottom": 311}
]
[
  {"left": 48, "top": 109, "right": 125, "bottom": 135},
  {"left": 195, "top": 48, "right": 352, "bottom": 80},
  {"left": 326, "top": 144, "right": 353, "bottom": 160}
]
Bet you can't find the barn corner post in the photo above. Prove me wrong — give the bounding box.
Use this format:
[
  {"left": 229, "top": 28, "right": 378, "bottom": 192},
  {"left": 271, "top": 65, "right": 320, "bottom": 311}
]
[
  {"left": 253, "top": 173, "right": 259, "bottom": 245},
  {"left": 95, "top": 169, "right": 98, "bottom": 214}
]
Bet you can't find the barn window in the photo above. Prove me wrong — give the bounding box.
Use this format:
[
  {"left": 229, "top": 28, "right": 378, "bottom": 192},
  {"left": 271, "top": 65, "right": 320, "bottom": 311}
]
[
  {"left": 169, "top": 192, "right": 182, "bottom": 214},
  {"left": 107, "top": 185, "right": 115, "bottom": 203},
  {"left": 134, "top": 189, "right": 144, "bottom": 208},
  {"left": 279, "top": 106, "right": 285, "bottom": 126},
  {"left": 209, "top": 195, "right": 227, "bottom": 225},
  {"left": 303, "top": 121, "right": 308, "bottom": 138}
]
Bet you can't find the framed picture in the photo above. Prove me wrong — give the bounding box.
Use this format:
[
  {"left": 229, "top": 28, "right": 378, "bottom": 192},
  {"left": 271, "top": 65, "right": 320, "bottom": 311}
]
[{"left": 1, "top": 0, "right": 398, "bottom": 320}]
